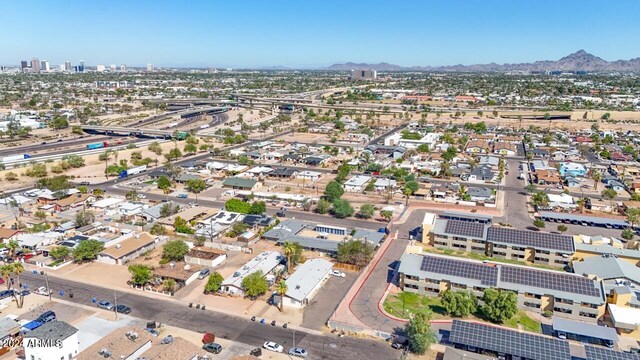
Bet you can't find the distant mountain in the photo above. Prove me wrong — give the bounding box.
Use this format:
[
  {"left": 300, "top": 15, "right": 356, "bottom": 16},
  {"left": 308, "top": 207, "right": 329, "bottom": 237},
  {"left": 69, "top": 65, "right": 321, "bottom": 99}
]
[{"left": 326, "top": 50, "right": 640, "bottom": 72}]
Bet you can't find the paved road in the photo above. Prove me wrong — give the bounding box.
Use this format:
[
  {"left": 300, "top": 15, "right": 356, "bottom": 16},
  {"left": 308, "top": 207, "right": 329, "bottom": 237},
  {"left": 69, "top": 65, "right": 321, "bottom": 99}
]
[
  {"left": 21, "top": 272, "right": 399, "bottom": 360},
  {"left": 0, "top": 135, "right": 117, "bottom": 157}
]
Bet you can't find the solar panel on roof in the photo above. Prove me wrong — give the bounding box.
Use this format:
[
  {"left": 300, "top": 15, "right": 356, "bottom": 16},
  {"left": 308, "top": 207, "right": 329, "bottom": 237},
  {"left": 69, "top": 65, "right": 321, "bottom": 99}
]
[
  {"left": 584, "top": 345, "right": 640, "bottom": 360},
  {"left": 449, "top": 320, "right": 571, "bottom": 360},
  {"left": 420, "top": 256, "right": 498, "bottom": 287},
  {"left": 487, "top": 227, "right": 574, "bottom": 252},
  {"left": 444, "top": 220, "right": 485, "bottom": 238},
  {"left": 500, "top": 266, "right": 601, "bottom": 298}
]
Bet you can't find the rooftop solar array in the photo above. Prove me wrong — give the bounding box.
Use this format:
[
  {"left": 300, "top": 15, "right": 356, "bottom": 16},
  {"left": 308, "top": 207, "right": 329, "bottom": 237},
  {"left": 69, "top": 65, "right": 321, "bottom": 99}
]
[
  {"left": 501, "top": 266, "right": 601, "bottom": 298},
  {"left": 420, "top": 255, "right": 498, "bottom": 286},
  {"left": 487, "top": 227, "right": 574, "bottom": 252},
  {"left": 444, "top": 220, "right": 486, "bottom": 238},
  {"left": 449, "top": 320, "right": 571, "bottom": 360},
  {"left": 584, "top": 345, "right": 640, "bottom": 360}
]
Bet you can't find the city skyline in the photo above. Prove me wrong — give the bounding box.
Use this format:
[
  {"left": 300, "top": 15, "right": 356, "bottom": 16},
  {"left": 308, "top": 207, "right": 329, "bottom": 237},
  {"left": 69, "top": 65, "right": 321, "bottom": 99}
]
[{"left": 2, "top": 0, "right": 639, "bottom": 68}]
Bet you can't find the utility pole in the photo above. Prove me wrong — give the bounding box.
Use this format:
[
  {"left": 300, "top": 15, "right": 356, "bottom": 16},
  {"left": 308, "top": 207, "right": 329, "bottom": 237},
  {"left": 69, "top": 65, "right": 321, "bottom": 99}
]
[
  {"left": 114, "top": 289, "right": 118, "bottom": 320},
  {"left": 292, "top": 328, "right": 296, "bottom": 348},
  {"left": 44, "top": 273, "right": 51, "bottom": 303}
]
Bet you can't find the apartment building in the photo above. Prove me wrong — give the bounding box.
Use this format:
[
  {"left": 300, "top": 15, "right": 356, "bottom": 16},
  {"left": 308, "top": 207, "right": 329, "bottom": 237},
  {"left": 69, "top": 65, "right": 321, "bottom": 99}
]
[
  {"left": 398, "top": 253, "right": 606, "bottom": 322},
  {"left": 428, "top": 218, "right": 575, "bottom": 267}
]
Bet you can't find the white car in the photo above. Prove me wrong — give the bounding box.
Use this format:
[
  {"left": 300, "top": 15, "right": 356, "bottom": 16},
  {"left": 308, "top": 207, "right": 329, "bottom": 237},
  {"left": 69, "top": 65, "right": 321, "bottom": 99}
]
[
  {"left": 34, "top": 286, "right": 51, "bottom": 296},
  {"left": 263, "top": 341, "right": 284, "bottom": 353},
  {"left": 331, "top": 270, "right": 346, "bottom": 278},
  {"left": 137, "top": 194, "right": 146, "bottom": 199}
]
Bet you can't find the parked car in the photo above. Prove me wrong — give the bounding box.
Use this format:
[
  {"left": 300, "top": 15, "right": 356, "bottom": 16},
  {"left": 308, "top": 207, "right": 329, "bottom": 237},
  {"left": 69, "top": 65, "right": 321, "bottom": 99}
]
[
  {"left": 263, "top": 341, "right": 284, "bottom": 353},
  {"left": 137, "top": 194, "right": 146, "bottom": 199},
  {"left": 145, "top": 328, "right": 160, "bottom": 337},
  {"left": 557, "top": 332, "right": 567, "bottom": 340},
  {"left": 202, "top": 342, "right": 222, "bottom": 354},
  {"left": 198, "top": 269, "right": 210, "bottom": 280},
  {"left": 115, "top": 305, "right": 131, "bottom": 314},
  {"left": 0, "top": 290, "right": 13, "bottom": 299},
  {"left": 288, "top": 347, "right": 308, "bottom": 358},
  {"left": 176, "top": 193, "right": 188, "bottom": 199},
  {"left": 34, "top": 286, "right": 51, "bottom": 296},
  {"left": 97, "top": 300, "right": 114, "bottom": 310},
  {"left": 36, "top": 310, "right": 56, "bottom": 323},
  {"left": 79, "top": 181, "right": 90, "bottom": 186},
  {"left": 331, "top": 270, "right": 346, "bottom": 278},
  {"left": 276, "top": 211, "right": 286, "bottom": 218}
]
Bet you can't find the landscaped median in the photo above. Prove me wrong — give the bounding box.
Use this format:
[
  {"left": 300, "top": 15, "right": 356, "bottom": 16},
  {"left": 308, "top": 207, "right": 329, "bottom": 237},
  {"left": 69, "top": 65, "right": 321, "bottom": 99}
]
[{"left": 382, "top": 291, "right": 542, "bottom": 333}]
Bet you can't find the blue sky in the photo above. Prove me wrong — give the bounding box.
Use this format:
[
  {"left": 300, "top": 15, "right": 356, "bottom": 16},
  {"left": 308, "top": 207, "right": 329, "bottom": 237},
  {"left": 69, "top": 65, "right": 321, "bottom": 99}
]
[{"left": 2, "top": 0, "right": 639, "bottom": 68}]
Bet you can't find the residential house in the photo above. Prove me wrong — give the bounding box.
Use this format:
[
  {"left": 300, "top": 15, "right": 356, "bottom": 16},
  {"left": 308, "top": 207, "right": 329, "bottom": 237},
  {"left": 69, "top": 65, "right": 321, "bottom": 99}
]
[
  {"left": 465, "top": 140, "right": 490, "bottom": 154},
  {"left": 559, "top": 162, "right": 587, "bottom": 177},
  {"left": 304, "top": 155, "right": 331, "bottom": 166},
  {"left": 77, "top": 327, "right": 154, "bottom": 360},
  {"left": 468, "top": 166, "right": 495, "bottom": 183},
  {"left": 153, "top": 263, "right": 203, "bottom": 287},
  {"left": 142, "top": 201, "right": 180, "bottom": 222},
  {"left": 51, "top": 193, "right": 94, "bottom": 212},
  {"left": 534, "top": 170, "right": 562, "bottom": 186},
  {"left": 363, "top": 145, "right": 406, "bottom": 159},
  {"left": 221, "top": 177, "right": 260, "bottom": 190},
  {"left": 296, "top": 170, "right": 322, "bottom": 182},
  {"left": 493, "top": 142, "right": 516, "bottom": 156},
  {"left": 0, "top": 228, "right": 20, "bottom": 243},
  {"left": 343, "top": 175, "right": 371, "bottom": 193},
  {"left": 24, "top": 321, "right": 79, "bottom": 360},
  {"left": 184, "top": 247, "right": 227, "bottom": 268},
  {"left": 97, "top": 233, "right": 167, "bottom": 265},
  {"left": 467, "top": 187, "right": 493, "bottom": 202},
  {"left": 118, "top": 202, "right": 145, "bottom": 220},
  {"left": 221, "top": 251, "right": 283, "bottom": 296},
  {"left": 283, "top": 258, "right": 333, "bottom": 308},
  {"left": 268, "top": 167, "right": 298, "bottom": 179},
  {"left": 374, "top": 178, "right": 397, "bottom": 192},
  {"left": 565, "top": 176, "right": 581, "bottom": 187}
]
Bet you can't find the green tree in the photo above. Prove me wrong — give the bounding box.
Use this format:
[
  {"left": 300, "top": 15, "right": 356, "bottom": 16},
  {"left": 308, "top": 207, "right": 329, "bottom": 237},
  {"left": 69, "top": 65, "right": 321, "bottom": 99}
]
[
  {"left": 531, "top": 191, "right": 549, "bottom": 208},
  {"left": 405, "top": 308, "right": 436, "bottom": 355},
  {"left": 72, "top": 239, "right": 105, "bottom": 263},
  {"left": 403, "top": 181, "right": 419, "bottom": 195},
  {"left": 149, "top": 223, "right": 167, "bottom": 236},
  {"left": 5, "top": 240, "right": 19, "bottom": 259},
  {"left": 157, "top": 176, "right": 172, "bottom": 194},
  {"left": 162, "top": 240, "right": 189, "bottom": 261},
  {"left": 332, "top": 199, "right": 354, "bottom": 218},
  {"left": 282, "top": 241, "right": 303, "bottom": 273},
  {"left": 380, "top": 210, "right": 393, "bottom": 222},
  {"left": 34, "top": 210, "right": 47, "bottom": 221},
  {"left": 324, "top": 180, "right": 344, "bottom": 201},
  {"left": 125, "top": 190, "right": 138, "bottom": 201},
  {"left": 74, "top": 211, "right": 95, "bottom": 227},
  {"left": 557, "top": 224, "right": 568, "bottom": 232},
  {"left": 591, "top": 171, "right": 602, "bottom": 190},
  {"left": 533, "top": 219, "right": 546, "bottom": 229},
  {"left": 358, "top": 203, "right": 375, "bottom": 219},
  {"left": 185, "top": 178, "right": 207, "bottom": 204},
  {"left": 128, "top": 264, "right": 153, "bottom": 285},
  {"left": 25, "top": 163, "right": 48, "bottom": 177},
  {"left": 224, "top": 198, "right": 251, "bottom": 213},
  {"left": 440, "top": 290, "right": 478, "bottom": 317},
  {"left": 173, "top": 216, "right": 194, "bottom": 234},
  {"left": 148, "top": 141, "right": 163, "bottom": 168},
  {"left": 50, "top": 115, "right": 69, "bottom": 129},
  {"left": 315, "top": 198, "right": 331, "bottom": 214},
  {"left": 163, "top": 278, "right": 177, "bottom": 293},
  {"left": 183, "top": 143, "right": 197, "bottom": 155},
  {"left": 204, "top": 272, "right": 224, "bottom": 293},
  {"left": 248, "top": 201, "right": 266, "bottom": 215},
  {"left": 5, "top": 172, "right": 18, "bottom": 182},
  {"left": 601, "top": 188, "right": 618, "bottom": 212},
  {"left": 241, "top": 271, "right": 268, "bottom": 299},
  {"left": 622, "top": 228, "right": 635, "bottom": 241},
  {"left": 337, "top": 240, "right": 375, "bottom": 267},
  {"left": 49, "top": 246, "right": 70, "bottom": 261},
  {"left": 275, "top": 280, "right": 288, "bottom": 312},
  {"left": 481, "top": 289, "right": 518, "bottom": 323},
  {"left": 0, "top": 265, "right": 12, "bottom": 290},
  {"left": 165, "top": 148, "right": 183, "bottom": 162}
]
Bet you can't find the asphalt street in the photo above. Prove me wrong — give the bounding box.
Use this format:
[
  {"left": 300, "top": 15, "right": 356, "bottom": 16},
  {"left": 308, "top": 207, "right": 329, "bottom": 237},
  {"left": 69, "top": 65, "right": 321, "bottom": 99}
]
[{"left": 20, "top": 272, "right": 399, "bottom": 360}]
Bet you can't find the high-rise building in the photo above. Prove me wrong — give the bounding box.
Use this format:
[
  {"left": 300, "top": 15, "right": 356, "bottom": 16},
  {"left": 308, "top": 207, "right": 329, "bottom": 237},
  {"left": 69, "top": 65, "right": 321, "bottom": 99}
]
[
  {"left": 120, "top": 64, "right": 127, "bottom": 72},
  {"left": 207, "top": 67, "right": 217, "bottom": 74},
  {"left": 41, "top": 60, "right": 50, "bottom": 71},
  {"left": 146, "top": 64, "right": 154, "bottom": 71},
  {"left": 109, "top": 64, "right": 116, "bottom": 72},
  {"left": 64, "top": 61, "right": 72, "bottom": 72},
  {"left": 31, "top": 58, "right": 40, "bottom": 73},
  {"left": 350, "top": 69, "right": 377, "bottom": 81},
  {"left": 77, "top": 60, "right": 85, "bottom": 73},
  {"left": 96, "top": 64, "right": 105, "bottom": 72},
  {"left": 20, "top": 60, "right": 28, "bottom": 71},
  {"left": 59, "top": 64, "right": 65, "bottom": 71}
]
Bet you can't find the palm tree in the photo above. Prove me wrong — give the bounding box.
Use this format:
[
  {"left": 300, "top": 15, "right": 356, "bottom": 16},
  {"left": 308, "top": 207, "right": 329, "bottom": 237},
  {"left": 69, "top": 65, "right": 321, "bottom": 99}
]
[
  {"left": 11, "top": 262, "right": 25, "bottom": 308},
  {"left": 0, "top": 265, "right": 12, "bottom": 290},
  {"left": 6, "top": 240, "right": 19, "bottom": 260},
  {"left": 275, "top": 280, "right": 288, "bottom": 312},
  {"left": 592, "top": 171, "right": 602, "bottom": 190},
  {"left": 282, "top": 242, "right": 296, "bottom": 274}
]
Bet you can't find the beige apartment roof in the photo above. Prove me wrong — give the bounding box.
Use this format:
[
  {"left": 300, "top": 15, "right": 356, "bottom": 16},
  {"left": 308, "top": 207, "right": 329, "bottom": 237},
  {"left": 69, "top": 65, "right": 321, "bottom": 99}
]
[
  {"left": 99, "top": 233, "right": 156, "bottom": 259},
  {"left": 143, "top": 336, "right": 205, "bottom": 359},
  {"left": 77, "top": 327, "right": 154, "bottom": 360}
]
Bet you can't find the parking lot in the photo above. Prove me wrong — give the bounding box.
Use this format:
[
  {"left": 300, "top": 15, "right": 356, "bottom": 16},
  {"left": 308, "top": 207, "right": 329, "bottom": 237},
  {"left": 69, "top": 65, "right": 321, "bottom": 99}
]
[{"left": 302, "top": 270, "right": 358, "bottom": 330}]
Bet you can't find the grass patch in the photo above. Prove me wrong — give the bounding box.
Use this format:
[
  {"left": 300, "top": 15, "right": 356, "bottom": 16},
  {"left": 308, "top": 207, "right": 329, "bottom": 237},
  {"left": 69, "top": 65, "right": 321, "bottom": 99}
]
[
  {"left": 383, "top": 292, "right": 447, "bottom": 320},
  {"left": 47, "top": 259, "right": 64, "bottom": 267},
  {"left": 504, "top": 311, "right": 542, "bottom": 333}
]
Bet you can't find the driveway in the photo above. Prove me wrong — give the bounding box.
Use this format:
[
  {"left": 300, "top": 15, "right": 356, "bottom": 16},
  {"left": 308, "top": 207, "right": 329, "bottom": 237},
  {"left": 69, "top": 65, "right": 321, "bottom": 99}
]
[
  {"left": 75, "top": 314, "right": 139, "bottom": 351},
  {"left": 302, "top": 271, "right": 357, "bottom": 330}
]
